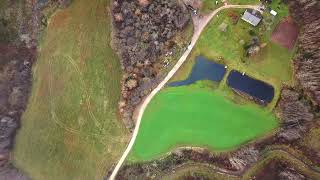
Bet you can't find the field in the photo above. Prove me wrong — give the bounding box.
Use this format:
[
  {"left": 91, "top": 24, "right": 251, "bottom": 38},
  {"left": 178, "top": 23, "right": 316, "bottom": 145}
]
[
  {"left": 13, "top": 0, "right": 128, "bottom": 179},
  {"left": 271, "top": 17, "right": 299, "bottom": 50},
  {"left": 129, "top": 81, "right": 278, "bottom": 161},
  {"left": 171, "top": 0, "right": 295, "bottom": 109}
]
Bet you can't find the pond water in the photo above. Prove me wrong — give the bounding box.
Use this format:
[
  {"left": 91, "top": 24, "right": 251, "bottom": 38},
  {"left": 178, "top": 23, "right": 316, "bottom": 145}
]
[
  {"left": 169, "top": 56, "right": 226, "bottom": 87},
  {"left": 227, "top": 70, "right": 275, "bottom": 104}
]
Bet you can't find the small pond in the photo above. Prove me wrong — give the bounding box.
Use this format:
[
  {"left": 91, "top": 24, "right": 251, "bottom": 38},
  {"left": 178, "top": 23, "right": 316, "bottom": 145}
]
[
  {"left": 227, "top": 70, "right": 275, "bottom": 104},
  {"left": 169, "top": 56, "right": 226, "bottom": 87}
]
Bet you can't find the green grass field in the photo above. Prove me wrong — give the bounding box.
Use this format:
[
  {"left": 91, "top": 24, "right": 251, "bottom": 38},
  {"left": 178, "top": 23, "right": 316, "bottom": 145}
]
[
  {"left": 129, "top": 81, "right": 278, "bottom": 161},
  {"left": 171, "top": 0, "right": 294, "bottom": 109},
  {"left": 13, "top": 0, "right": 128, "bottom": 179}
]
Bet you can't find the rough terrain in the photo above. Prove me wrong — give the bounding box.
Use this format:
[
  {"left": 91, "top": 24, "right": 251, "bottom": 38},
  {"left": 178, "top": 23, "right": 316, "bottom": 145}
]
[
  {"left": 0, "top": 0, "right": 70, "bottom": 179},
  {"left": 291, "top": 0, "right": 320, "bottom": 104},
  {"left": 112, "top": 0, "right": 191, "bottom": 129}
]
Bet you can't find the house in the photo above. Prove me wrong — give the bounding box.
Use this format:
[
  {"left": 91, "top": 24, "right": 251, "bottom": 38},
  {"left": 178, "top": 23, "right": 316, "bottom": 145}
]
[{"left": 241, "top": 9, "right": 263, "bottom": 26}]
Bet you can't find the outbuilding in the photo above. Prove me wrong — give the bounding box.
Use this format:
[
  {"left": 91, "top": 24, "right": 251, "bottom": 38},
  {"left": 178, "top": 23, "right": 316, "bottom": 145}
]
[{"left": 270, "top": 9, "right": 277, "bottom": 16}]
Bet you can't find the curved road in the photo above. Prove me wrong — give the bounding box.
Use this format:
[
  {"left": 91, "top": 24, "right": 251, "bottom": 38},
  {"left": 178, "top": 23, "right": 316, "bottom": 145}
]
[{"left": 109, "top": 4, "right": 261, "bottom": 180}]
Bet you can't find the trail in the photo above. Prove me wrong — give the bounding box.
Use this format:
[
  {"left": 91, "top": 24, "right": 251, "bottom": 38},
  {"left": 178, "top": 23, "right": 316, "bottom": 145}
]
[
  {"left": 161, "top": 148, "right": 320, "bottom": 178},
  {"left": 109, "top": 4, "right": 261, "bottom": 180}
]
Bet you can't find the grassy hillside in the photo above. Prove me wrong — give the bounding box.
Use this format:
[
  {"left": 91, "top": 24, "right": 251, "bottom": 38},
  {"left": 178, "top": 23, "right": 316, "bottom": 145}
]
[
  {"left": 13, "top": 0, "right": 128, "bottom": 179},
  {"left": 129, "top": 81, "right": 278, "bottom": 161}
]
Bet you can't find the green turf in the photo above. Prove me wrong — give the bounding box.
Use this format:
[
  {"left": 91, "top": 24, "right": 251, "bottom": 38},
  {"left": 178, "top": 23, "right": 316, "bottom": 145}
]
[
  {"left": 129, "top": 81, "right": 278, "bottom": 161},
  {"left": 13, "top": 0, "right": 128, "bottom": 179}
]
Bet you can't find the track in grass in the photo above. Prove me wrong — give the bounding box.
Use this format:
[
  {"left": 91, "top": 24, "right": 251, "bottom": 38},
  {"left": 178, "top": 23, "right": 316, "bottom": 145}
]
[
  {"left": 129, "top": 81, "right": 278, "bottom": 161},
  {"left": 13, "top": 0, "right": 128, "bottom": 179}
]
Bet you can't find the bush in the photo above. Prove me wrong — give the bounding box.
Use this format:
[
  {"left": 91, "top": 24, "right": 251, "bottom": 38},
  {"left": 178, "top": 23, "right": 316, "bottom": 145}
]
[{"left": 249, "top": 29, "right": 256, "bottom": 36}]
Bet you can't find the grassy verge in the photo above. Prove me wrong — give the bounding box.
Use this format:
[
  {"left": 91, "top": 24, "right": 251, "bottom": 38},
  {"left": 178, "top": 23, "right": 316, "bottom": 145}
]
[
  {"left": 13, "top": 0, "right": 128, "bottom": 179},
  {"left": 227, "top": 0, "right": 260, "bottom": 5},
  {"left": 129, "top": 81, "right": 278, "bottom": 161},
  {"left": 302, "top": 125, "right": 320, "bottom": 152}
]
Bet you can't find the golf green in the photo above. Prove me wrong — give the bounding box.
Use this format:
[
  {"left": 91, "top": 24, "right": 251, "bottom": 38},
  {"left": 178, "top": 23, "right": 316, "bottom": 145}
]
[{"left": 130, "top": 82, "right": 278, "bottom": 161}]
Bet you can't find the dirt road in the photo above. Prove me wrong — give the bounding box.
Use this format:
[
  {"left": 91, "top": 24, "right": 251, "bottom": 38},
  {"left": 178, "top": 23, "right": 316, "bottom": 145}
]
[{"left": 109, "top": 4, "right": 260, "bottom": 180}]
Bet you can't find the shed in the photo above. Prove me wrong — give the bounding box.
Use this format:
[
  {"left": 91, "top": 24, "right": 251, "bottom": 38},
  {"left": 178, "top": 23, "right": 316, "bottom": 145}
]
[
  {"left": 270, "top": 9, "right": 277, "bottom": 16},
  {"left": 241, "top": 9, "right": 262, "bottom": 26}
]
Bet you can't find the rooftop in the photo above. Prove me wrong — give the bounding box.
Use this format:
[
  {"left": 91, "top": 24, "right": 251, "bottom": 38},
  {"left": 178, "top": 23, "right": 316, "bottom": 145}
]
[{"left": 241, "top": 9, "right": 262, "bottom": 26}]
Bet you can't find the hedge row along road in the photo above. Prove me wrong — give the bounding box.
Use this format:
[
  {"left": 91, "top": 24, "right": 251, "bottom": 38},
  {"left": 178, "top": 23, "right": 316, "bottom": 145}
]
[{"left": 109, "top": 4, "right": 261, "bottom": 180}]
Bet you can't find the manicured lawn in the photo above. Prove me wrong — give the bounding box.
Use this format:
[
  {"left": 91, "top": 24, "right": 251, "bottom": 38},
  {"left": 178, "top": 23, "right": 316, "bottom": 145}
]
[
  {"left": 129, "top": 81, "right": 278, "bottom": 161},
  {"left": 13, "top": 0, "right": 128, "bottom": 179}
]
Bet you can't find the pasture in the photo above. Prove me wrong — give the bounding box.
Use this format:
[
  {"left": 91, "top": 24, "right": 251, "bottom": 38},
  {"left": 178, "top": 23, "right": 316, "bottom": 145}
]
[
  {"left": 13, "top": 0, "right": 128, "bottom": 179},
  {"left": 129, "top": 81, "right": 278, "bottom": 161}
]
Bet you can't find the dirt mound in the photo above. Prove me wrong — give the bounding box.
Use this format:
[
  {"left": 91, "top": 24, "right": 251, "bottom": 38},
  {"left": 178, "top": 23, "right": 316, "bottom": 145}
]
[{"left": 271, "top": 17, "right": 299, "bottom": 50}]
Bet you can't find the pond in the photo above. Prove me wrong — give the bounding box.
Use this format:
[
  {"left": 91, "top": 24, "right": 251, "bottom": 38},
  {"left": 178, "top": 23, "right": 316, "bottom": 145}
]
[
  {"left": 168, "top": 56, "right": 226, "bottom": 87},
  {"left": 227, "top": 70, "right": 275, "bottom": 104}
]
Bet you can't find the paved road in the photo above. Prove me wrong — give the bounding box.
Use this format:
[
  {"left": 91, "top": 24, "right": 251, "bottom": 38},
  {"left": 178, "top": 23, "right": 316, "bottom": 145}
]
[{"left": 109, "top": 4, "right": 260, "bottom": 180}]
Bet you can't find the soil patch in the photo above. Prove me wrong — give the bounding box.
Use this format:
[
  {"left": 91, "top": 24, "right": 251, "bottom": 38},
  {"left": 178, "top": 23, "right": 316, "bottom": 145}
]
[{"left": 271, "top": 17, "right": 299, "bottom": 50}]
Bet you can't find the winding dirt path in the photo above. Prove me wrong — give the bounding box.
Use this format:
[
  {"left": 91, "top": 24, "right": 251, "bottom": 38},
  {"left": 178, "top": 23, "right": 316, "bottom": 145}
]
[
  {"left": 160, "top": 148, "right": 320, "bottom": 178},
  {"left": 109, "top": 4, "right": 261, "bottom": 180}
]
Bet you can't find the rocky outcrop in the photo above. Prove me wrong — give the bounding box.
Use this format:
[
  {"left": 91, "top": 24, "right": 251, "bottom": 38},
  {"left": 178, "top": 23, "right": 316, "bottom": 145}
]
[
  {"left": 112, "top": 0, "right": 190, "bottom": 129},
  {"left": 289, "top": 0, "right": 320, "bottom": 105}
]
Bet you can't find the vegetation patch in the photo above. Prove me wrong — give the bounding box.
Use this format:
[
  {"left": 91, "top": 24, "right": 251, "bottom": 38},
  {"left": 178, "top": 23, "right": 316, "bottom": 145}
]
[
  {"left": 13, "top": 0, "right": 128, "bottom": 179},
  {"left": 171, "top": 0, "right": 294, "bottom": 108},
  {"left": 129, "top": 81, "right": 278, "bottom": 161},
  {"left": 271, "top": 16, "right": 299, "bottom": 50}
]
